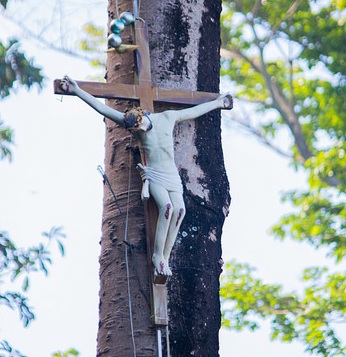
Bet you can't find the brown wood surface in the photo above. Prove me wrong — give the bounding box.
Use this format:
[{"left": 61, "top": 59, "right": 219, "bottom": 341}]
[{"left": 54, "top": 79, "right": 220, "bottom": 106}]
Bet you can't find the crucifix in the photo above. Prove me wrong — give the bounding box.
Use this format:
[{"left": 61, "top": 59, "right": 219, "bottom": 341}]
[{"left": 54, "top": 19, "right": 232, "bottom": 327}]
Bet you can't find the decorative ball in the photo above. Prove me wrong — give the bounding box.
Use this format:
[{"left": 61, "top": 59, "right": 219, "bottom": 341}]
[
  {"left": 110, "top": 19, "right": 125, "bottom": 34},
  {"left": 119, "top": 12, "right": 135, "bottom": 26},
  {"left": 108, "top": 33, "right": 122, "bottom": 48}
]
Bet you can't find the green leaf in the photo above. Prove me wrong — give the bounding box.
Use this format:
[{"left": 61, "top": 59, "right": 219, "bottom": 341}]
[
  {"left": 57, "top": 240, "right": 65, "bottom": 256},
  {"left": 52, "top": 348, "right": 79, "bottom": 357},
  {"left": 0, "top": 0, "right": 8, "bottom": 9},
  {"left": 22, "top": 276, "right": 29, "bottom": 292}
]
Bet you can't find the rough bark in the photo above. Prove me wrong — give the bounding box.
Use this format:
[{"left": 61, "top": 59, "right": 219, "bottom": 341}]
[
  {"left": 97, "top": 0, "right": 230, "bottom": 356},
  {"left": 97, "top": 1, "right": 156, "bottom": 356}
]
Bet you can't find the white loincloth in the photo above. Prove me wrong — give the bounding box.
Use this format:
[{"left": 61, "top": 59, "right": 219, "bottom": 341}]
[{"left": 136, "top": 163, "right": 183, "bottom": 200}]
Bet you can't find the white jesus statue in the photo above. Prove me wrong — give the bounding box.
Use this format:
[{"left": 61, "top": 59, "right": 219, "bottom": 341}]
[{"left": 60, "top": 75, "right": 232, "bottom": 277}]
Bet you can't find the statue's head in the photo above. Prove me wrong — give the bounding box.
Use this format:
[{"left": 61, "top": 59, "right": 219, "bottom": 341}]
[{"left": 124, "top": 107, "right": 152, "bottom": 132}]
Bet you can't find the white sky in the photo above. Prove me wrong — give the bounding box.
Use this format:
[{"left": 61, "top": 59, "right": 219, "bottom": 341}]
[{"left": 0, "top": 2, "right": 340, "bottom": 357}]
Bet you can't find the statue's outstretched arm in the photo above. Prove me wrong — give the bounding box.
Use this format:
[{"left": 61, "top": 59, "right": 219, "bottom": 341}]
[
  {"left": 170, "top": 93, "right": 233, "bottom": 123},
  {"left": 60, "top": 75, "right": 125, "bottom": 125}
]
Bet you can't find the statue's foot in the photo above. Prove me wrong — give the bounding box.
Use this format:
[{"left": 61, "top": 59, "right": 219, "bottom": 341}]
[
  {"left": 163, "top": 255, "right": 172, "bottom": 276},
  {"left": 152, "top": 254, "right": 172, "bottom": 276},
  {"left": 166, "top": 265, "right": 172, "bottom": 276}
]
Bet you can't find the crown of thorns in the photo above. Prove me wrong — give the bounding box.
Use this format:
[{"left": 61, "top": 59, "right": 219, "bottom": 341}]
[{"left": 124, "top": 107, "right": 147, "bottom": 129}]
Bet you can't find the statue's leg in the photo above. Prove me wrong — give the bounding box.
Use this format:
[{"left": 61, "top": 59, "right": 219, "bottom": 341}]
[
  {"left": 163, "top": 191, "right": 185, "bottom": 272},
  {"left": 149, "top": 184, "right": 173, "bottom": 276}
]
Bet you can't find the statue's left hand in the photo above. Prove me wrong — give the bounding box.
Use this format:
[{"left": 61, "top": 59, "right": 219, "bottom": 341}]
[
  {"left": 218, "top": 93, "right": 233, "bottom": 109},
  {"left": 60, "top": 75, "right": 78, "bottom": 93}
]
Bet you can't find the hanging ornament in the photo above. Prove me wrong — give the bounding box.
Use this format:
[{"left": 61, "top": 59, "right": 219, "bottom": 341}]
[
  {"left": 119, "top": 12, "right": 135, "bottom": 26},
  {"left": 108, "top": 33, "right": 122, "bottom": 48},
  {"left": 107, "top": 12, "right": 136, "bottom": 53},
  {"left": 110, "top": 19, "right": 125, "bottom": 34}
]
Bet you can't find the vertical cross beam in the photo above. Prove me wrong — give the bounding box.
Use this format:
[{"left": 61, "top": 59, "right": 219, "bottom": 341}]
[{"left": 133, "top": 21, "right": 169, "bottom": 327}]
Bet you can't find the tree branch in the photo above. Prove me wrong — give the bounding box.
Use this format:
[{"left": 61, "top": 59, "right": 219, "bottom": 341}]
[
  {"left": 225, "top": 105, "right": 293, "bottom": 159},
  {"left": 247, "top": 17, "right": 313, "bottom": 162},
  {"left": 0, "top": 12, "right": 98, "bottom": 63}
]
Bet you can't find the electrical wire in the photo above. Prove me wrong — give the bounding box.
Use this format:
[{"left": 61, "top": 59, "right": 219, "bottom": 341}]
[
  {"left": 124, "top": 135, "right": 137, "bottom": 357},
  {"left": 98, "top": 165, "right": 136, "bottom": 356}
]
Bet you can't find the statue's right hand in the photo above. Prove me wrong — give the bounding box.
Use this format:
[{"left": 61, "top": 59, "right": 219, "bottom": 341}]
[{"left": 60, "top": 75, "right": 78, "bottom": 93}]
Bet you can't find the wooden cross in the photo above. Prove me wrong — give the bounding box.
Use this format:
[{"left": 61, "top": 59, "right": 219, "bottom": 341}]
[{"left": 54, "top": 21, "right": 227, "bottom": 327}]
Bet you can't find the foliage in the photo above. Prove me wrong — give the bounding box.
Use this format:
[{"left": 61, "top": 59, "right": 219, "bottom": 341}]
[
  {"left": 78, "top": 23, "right": 106, "bottom": 68},
  {"left": 0, "top": 227, "right": 66, "bottom": 356},
  {"left": 0, "top": 2, "right": 77, "bottom": 356},
  {"left": 220, "top": 0, "right": 346, "bottom": 355},
  {"left": 0, "top": 0, "right": 8, "bottom": 9},
  {"left": 0, "top": 119, "right": 13, "bottom": 161},
  {"left": 0, "top": 343, "right": 80, "bottom": 357},
  {"left": 0, "top": 37, "right": 44, "bottom": 160},
  {"left": 0, "top": 340, "right": 25, "bottom": 357},
  {"left": 272, "top": 188, "right": 346, "bottom": 263},
  {"left": 0, "top": 39, "right": 43, "bottom": 99},
  {"left": 52, "top": 348, "right": 80, "bottom": 357},
  {"left": 221, "top": 261, "right": 346, "bottom": 356},
  {"left": 0, "top": 227, "right": 65, "bottom": 326}
]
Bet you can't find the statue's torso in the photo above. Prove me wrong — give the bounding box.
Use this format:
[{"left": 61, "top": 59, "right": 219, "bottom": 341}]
[{"left": 135, "top": 112, "right": 176, "bottom": 172}]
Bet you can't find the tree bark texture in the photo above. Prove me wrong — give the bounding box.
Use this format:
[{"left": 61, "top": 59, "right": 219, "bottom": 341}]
[{"left": 97, "top": 0, "right": 230, "bottom": 356}]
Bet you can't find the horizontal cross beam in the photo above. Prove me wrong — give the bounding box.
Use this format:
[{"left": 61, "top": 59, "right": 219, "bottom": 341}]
[{"left": 54, "top": 79, "right": 220, "bottom": 108}]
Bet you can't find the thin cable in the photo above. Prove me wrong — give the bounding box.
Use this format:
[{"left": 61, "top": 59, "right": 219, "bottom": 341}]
[
  {"left": 133, "top": 0, "right": 139, "bottom": 17},
  {"left": 157, "top": 329, "right": 163, "bottom": 357},
  {"left": 166, "top": 325, "right": 171, "bottom": 357},
  {"left": 97, "top": 165, "right": 150, "bottom": 306},
  {"left": 97, "top": 165, "right": 126, "bottom": 228},
  {"left": 124, "top": 135, "right": 137, "bottom": 357},
  {"left": 115, "top": 0, "right": 119, "bottom": 18},
  {"left": 124, "top": 138, "right": 132, "bottom": 245},
  {"left": 97, "top": 157, "right": 136, "bottom": 357}
]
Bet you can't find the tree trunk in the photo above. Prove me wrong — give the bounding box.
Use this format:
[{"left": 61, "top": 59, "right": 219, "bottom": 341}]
[{"left": 97, "top": 0, "right": 230, "bottom": 356}]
